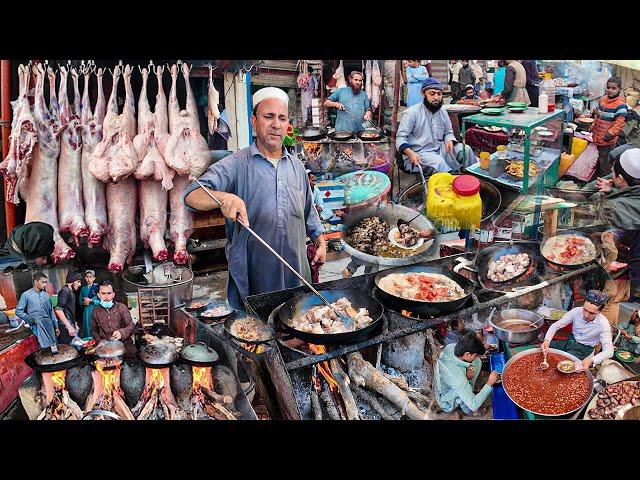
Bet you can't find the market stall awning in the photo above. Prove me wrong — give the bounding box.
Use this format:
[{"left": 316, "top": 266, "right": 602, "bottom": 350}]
[{"left": 605, "top": 60, "right": 640, "bottom": 71}]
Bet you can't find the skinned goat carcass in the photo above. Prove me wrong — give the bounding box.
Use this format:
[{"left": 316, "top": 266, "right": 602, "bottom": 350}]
[
  {"left": 80, "top": 66, "right": 108, "bottom": 247},
  {"left": 0, "top": 64, "right": 38, "bottom": 204},
  {"left": 164, "top": 64, "right": 211, "bottom": 178},
  {"left": 105, "top": 176, "right": 137, "bottom": 272},
  {"left": 365, "top": 60, "right": 372, "bottom": 101},
  {"left": 90, "top": 65, "right": 138, "bottom": 183},
  {"left": 207, "top": 67, "right": 220, "bottom": 135},
  {"left": 22, "top": 64, "right": 74, "bottom": 262},
  {"left": 57, "top": 67, "right": 88, "bottom": 245},
  {"left": 133, "top": 67, "right": 173, "bottom": 189},
  {"left": 139, "top": 179, "right": 168, "bottom": 262},
  {"left": 168, "top": 175, "right": 193, "bottom": 265},
  {"left": 371, "top": 60, "right": 382, "bottom": 110}
]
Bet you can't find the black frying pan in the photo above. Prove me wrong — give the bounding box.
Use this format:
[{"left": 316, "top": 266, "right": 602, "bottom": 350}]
[
  {"left": 136, "top": 351, "right": 176, "bottom": 369},
  {"left": 539, "top": 229, "right": 601, "bottom": 270},
  {"left": 25, "top": 351, "right": 87, "bottom": 373},
  {"left": 476, "top": 244, "right": 537, "bottom": 285},
  {"left": 328, "top": 130, "right": 355, "bottom": 141},
  {"left": 374, "top": 265, "right": 475, "bottom": 316},
  {"left": 301, "top": 127, "right": 327, "bottom": 141},
  {"left": 357, "top": 129, "right": 384, "bottom": 141},
  {"left": 277, "top": 289, "right": 384, "bottom": 345},
  {"left": 224, "top": 314, "right": 276, "bottom": 345},
  {"left": 197, "top": 303, "right": 235, "bottom": 323}
]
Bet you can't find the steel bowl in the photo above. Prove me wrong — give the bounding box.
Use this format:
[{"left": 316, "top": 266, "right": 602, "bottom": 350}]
[
  {"left": 488, "top": 309, "right": 544, "bottom": 344},
  {"left": 502, "top": 347, "right": 594, "bottom": 417}
]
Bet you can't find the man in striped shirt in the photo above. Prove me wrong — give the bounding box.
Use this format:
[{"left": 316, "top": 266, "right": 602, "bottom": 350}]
[{"left": 591, "top": 77, "right": 628, "bottom": 178}]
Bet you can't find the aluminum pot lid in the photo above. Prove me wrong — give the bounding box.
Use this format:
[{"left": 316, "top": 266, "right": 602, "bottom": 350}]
[
  {"left": 180, "top": 342, "right": 219, "bottom": 363},
  {"left": 139, "top": 342, "right": 179, "bottom": 365},
  {"left": 95, "top": 340, "right": 126, "bottom": 359},
  {"left": 35, "top": 344, "right": 80, "bottom": 366}
]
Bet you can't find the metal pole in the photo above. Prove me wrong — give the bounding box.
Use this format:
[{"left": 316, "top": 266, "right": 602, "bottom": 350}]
[
  {"left": 1, "top": 60, "right": 16, "bottom": 237},
  {"left": 390, "top": 60, "right": 401, "bottom": 197}
]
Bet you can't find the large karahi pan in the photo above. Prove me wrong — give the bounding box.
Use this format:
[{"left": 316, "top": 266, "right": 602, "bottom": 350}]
[
  {"left": 277, "top": 289, "right": 384, "bottom": 345},
  {"left": 340, "top": 202, "right": 437, "bottom": 267},
  {"left": 539, "top": 229, "right": 602, "bottom": 270},
  {"left": 25, "top": 345, "right": 86, "bottom": 373},
  {"left": 374, "top": 265, "right": 475, "bottom": 316},
  {"left": 476, "top": 244, "right": 537, "bottom": 285}
]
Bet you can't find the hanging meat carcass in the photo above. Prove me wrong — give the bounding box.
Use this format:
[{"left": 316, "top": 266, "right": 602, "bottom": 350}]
[
  {"left": 57, "top": 66, "right": 88, "bottom": 245},
  {"left": 80, "top": 66, "right": 108, "bottom": 246},
  {"left": 0, "top": 64, "right": 38, "bottom": 204},
  {"left": 168, "top": 174, "right": 193, "bottom": 265},
  {"left": 22, "top": 64, "right": 74, "bottom": 262},
  {"left": 90, "top": 65, "right": 138, "bottom": 183},
  {"left": 155, "top": 65, "right": 169, "bottom": 136},
  {"left": 207, "top": 66, "right": 220, "bottom": 135},
  {"left": 333, "top": 60, "right": 346, "bottom": 89},
  {"left": 371, "top": 60, "right": 382, "bottom": 110},
  {"left": 105, "top": 176, "right": 137, "bottom": 272},
  {"left": 134, "top": 66, "right": 170, "bottom": 262},
  {"left": 133, "top": 67, "right": 173, "bottom": 189},
  {"left": 164, "top": 64, "right": 211, "bottom": 178},
  {"left": 365, "top": 60, "right": 372, "bottom": 101}
]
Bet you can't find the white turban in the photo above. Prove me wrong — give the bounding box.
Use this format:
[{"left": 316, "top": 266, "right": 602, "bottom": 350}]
[
  {"left": 252, "top": 87, "right": 289, "bottom": 109},
  {"left": 620, "top": 148, "right": 640, "bottom": 180}
]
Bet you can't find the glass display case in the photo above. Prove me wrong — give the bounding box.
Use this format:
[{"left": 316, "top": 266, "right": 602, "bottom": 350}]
[{"left": 462, "top": 109, "right": 566, "bottom": 194}]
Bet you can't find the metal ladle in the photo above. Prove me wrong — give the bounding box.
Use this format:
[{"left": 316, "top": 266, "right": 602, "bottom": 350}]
[
  {"left": 540, "top": 349, "right": 549, "bottom": 370},
  {"left": 192, "top": 178, "right": 354, "bottom": 328}
]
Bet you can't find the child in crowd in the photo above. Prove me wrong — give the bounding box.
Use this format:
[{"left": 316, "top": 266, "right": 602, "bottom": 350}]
[{"left": 591, "top": 76, "right": 627, "bottom": 178}]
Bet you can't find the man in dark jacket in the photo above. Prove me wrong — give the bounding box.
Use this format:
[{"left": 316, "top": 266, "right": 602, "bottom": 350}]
[
  {"left": 90, "top": 280, "right": 136, "bottom": 358},
  {"left": 521, "top": 60, "right": 540, "bottom": 107},
  {"left": 458, "top": 60, "right": 476, "bottom": 90},
  {"left": 0, "top": 222, "right": 54, "bottom": 268},
  {"left": 55, "top": 270, "right": 83, "bottom": 344}
]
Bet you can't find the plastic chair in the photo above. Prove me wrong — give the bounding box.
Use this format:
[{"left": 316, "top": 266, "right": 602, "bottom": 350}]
[{"left": 392, "top": 151, "right": 437, "bottom": 200}]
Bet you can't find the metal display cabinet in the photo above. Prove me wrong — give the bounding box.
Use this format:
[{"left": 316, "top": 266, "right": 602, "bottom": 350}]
[{"left": 462, "top": 109, "right": 565, "bottom": 194}]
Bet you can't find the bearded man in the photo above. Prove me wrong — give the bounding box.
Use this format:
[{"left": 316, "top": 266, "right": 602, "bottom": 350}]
[
  {"left": 396, "top": 77, "right": 477, "bottom": 172},
  {"left": 323, "top": 71, "right": 372, "bottom": 133}
]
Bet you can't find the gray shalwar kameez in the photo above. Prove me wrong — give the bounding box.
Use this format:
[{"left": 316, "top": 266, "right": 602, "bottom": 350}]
[
  {"left": 182, "top": 143, "right": 324, "bottom": 310},
  {"left": 15, "top": 287, "right": 59, "bottom": 348}
]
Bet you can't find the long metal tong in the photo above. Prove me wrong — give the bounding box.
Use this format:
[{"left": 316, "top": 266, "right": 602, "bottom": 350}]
[{"left": 192, "top": 178, "right": 354, "bottom": 328}]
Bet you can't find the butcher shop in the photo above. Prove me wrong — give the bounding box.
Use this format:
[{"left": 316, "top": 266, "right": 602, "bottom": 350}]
[{"left": 0, "top": 58, "right": 639, "bottom": 422}]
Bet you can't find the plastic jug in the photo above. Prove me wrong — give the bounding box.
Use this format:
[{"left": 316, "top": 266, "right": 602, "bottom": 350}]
[
  {"left": 427, "top": 173, "right": 482, "bottom": 231},
  {"left": 540, "top": 74, "right": 556, "bottom": 112}
]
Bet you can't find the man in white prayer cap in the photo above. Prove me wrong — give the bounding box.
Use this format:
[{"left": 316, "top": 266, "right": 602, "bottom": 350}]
[
  {"left": 182, "top": 87, "right": 326, "bottom": 310},
  {"left": 587, "top": 144, "right": 640, "bottom": 324}
]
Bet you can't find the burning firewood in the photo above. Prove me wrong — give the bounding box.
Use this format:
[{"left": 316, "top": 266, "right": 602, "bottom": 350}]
[
  {"left": 350, "top": 383, "right": 398, "bottom": 420},
  {"left": 346, "top": 352, "right": 428, "bottom": 420},
  {"left": 37, "top": 371, "right": 85, "bottom": 420},
  {"left": 188, "top": 365, "right": 239, "bottom": 420},
  {"left": 381, "top": 373, "right": 410, "bottom": 391},
  {"left": 85, "top": 360, "right": 135, "bottom": 420},
  {"left": 319, "top": 383, "right": 343, "bottom": 420},
  {"left": 132, "top": 367, "right": 187, "bottom": 420}
]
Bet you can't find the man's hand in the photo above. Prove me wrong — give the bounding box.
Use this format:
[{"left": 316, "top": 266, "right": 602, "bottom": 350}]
[
  {"left": 407, "top": 150, "right": 421, "bottom": 167},
  {"left": 219, "top": 192, "right": 250, "bottom": 227},
  {"left": 622, "top": 330, "right": 632, "bottom": 340},
  {"left": 312, "top": 238, "right": 327, "bottom": 266},
  {"left": 596, "top": 177, "right": 613, "bottom": 193},
  {"left": 334, "top": 102, "right": 345, "bottom": 111},
  {"left": 487, "top": 371, "right": 500, "bottom": 386},
  {"left": 83, "top": 297, "right": 91, "bottom": 306},
  {"left": 608, "top": 261, "right": 628, "bottom": 272},
  {"left": 603, "top": 132, "right": 614, "bottom": 142},
  {"left": 541, "top": 339, "right": 551, "bottom": 355},
  {"left": 67, "top": 325, "right": 78, "bottom": 337},
  {"left": 580, "top": 357, "right": 592, "bottom": 371},
  {"left": 364, "top": 111, "right": 372, "bottom": 122},
  {"left": 445, "top": 139, "right": 454, "bottom": 154},
  {"left": 55, "top": 328, "right": 60, "bottom": 336},
  {"left": 112, "top": 330, "right": 122, "bottom": 341}
]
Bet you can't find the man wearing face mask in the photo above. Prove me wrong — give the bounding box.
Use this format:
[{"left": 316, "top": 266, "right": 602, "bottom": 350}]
[
  {"left": 396, "top": 77, "right": 477, "bottom": 172},
  {"left": 90, "top": 280, "right": 136, "bottom": 358}
]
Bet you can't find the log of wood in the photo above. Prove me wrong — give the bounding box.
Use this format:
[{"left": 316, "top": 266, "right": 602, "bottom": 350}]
[
  {"left": 347, "top": 352, "right": 428, "bottom": 420},
  {"left": 310, "top": 388, "right": 323, "bottom": 420},
  {"left": 137, "top": 390, "right": 159, "bottom": 420},
  {"left": 350, "top": 383, "right": 396, "bottom": 420},
  {"left": 382, "top": 373, "right": 409, "bottom": 391},
  {"left": 61, "top": 390, "right": 84, "bottom": 420},
  {"left": 330, "top": 359, "right": 360, "bottom": 420},
  {"left": 202, "top": 386, "right": 233, "bottom": 405},
  {"left": 319, "top": 384, "right": 342, "bottom": 420},
  {"left": 407, "top": 389, "right": 431, "bottom": 407},
  {"left": 112, "top": 393, "right": 135, "bottom": 420},
  {"left": 422, "top": 329, "right": 440, "bottom": 397}
]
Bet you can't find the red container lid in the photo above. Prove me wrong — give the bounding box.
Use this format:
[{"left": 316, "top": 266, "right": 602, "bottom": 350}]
[{"left": 452, "top": 175, "right": 480, "bottom": 196}]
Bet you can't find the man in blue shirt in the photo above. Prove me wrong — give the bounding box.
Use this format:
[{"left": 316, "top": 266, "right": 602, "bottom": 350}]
[
  {"left": 324, "top": 71, "right": 372, "bottom": 133},
  {"left": 396, "top": 77, "right": 477, "bottom": 172},
  {"left": 15, "top": 271, "right": 59, "bottom": 348},
  {"left": 183, "top": 87, "right": 326, "bottom": 310}
]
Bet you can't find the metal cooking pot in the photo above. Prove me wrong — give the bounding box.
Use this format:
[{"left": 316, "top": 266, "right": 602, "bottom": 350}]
[
  {"left": 502, "top": 347, "right": 594, "bottom": 417},
  {"left": 123, "top": 264, "right": 194, "bottom": 310},
  {"left": 489, "top": 309, "right": 544, "bottom": 344},
  {"left": 328, "top": 130, "right": 355, "bottom": 141},
  {"left": 301, "top": 127, "right": 327, "bottom": 141},
  {"left": 138, "top": 342, "right": 179, "bottom": 368},
  {"left": 94, "top": 340, "right": 126, "bottom": 359},
  {"left": 180, "top": 342, "right": 219, "bottom": 366},
  {"left": 34, "top": 344, "right": 80, "bottom": 366}
]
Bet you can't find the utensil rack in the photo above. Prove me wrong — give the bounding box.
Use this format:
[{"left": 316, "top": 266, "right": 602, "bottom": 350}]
[{"left": 138, "top": 287, "right": 171, "bottom": 327}]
